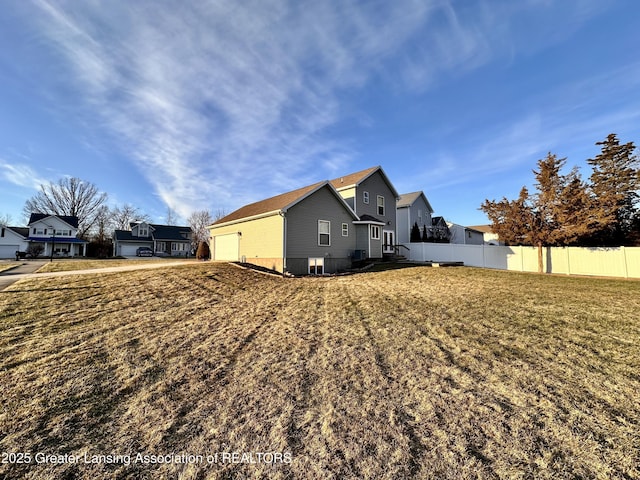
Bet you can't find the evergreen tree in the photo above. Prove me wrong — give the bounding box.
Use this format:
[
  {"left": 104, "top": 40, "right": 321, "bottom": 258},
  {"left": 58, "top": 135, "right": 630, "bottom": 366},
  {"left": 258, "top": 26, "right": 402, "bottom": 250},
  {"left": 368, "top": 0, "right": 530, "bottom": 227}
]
[
  {"left": 410, "top": 222, "right": 421, "bottom": 242},
  {"left": 421, "top": 224, "right": 429, "bottom": 242},
  {"left": 586, "top": 134, "right": 640, "bottom": 245},
  {"left": 481, "top": 153, "right": 594, "bottom": 272},
  {"left": 196, "top": 241, "right": 210, "bottom": 260}
]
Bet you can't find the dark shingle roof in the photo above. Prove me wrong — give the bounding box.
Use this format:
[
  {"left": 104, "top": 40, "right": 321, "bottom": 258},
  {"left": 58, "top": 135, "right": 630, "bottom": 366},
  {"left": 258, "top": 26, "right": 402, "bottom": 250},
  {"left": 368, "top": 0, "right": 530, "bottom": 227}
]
[
  {"left": 151, "top": 225, "right": 191, "bottom": 241},
  {"left": 28, "top": 213, "right": 80, "bottom": 228},
  {"left": 7, "top": 227, "right": 29, "bottom": 238},
  {"left": 114, "top": 224, "right": 191, "bottom": 242},
  {"left": 113, "top": 230, "right": 152, "bottom": 242},
  {"left": 213, "top": 181, "right": 327, "bottom": 226}
]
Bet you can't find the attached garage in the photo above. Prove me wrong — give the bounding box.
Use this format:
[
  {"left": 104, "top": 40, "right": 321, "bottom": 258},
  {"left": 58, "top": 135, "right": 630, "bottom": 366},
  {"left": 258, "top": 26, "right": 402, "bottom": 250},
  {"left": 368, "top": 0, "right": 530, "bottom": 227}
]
[
  {"left": 213, "top": 233, "right": 239, "bottom": 261},
  {"left": 0, "top": 245, "right": 20, "bottom": 259},
  {"left": 119, "top": 243, "right": 144, "bottom": 256}
]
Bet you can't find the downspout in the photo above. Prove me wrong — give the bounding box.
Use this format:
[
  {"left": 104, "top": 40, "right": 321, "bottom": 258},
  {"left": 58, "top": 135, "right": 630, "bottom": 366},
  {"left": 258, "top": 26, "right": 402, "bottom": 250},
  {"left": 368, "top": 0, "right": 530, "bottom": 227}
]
[{"left": 279, "top": 211, "right": 287, "bottom": 275}]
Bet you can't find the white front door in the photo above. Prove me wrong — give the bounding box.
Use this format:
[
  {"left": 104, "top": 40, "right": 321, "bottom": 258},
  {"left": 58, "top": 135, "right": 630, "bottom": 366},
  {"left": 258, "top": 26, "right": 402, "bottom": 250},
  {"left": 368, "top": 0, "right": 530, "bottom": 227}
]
[{"left": 383, "top": 230, "right": 394, "bottom": 254}]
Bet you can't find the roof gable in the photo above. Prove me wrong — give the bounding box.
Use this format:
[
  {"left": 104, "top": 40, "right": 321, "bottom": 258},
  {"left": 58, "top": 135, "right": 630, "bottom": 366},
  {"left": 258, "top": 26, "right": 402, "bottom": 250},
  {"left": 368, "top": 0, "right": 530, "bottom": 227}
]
[
  {"left": 212, "top": 181, "right": 358, "bottom": 228},
  {"left": 330, "top": 166, "right": 399, "bottom": 199},
  {"left": 397, "top": 191, "right": 434, "bottom": 213},
  {"left": 1, "top": 226, "right": 29, "bottom": 240}
]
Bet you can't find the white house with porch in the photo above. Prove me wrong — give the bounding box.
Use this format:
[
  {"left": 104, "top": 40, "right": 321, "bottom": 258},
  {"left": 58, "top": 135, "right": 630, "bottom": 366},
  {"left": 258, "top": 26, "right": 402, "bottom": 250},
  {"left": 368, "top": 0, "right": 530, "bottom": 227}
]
[{"left": 26, "top": 214, "right": 87, "bottom": 257}]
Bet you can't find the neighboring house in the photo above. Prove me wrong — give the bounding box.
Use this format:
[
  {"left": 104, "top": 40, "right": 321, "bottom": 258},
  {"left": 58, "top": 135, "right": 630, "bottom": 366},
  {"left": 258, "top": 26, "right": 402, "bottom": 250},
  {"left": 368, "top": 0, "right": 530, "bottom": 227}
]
[
  {"left": 329, "top": 166, "right": 400, "bottom": 258},
  {"left": 208, "top": 166, "right": 399, "bottom": 275},
  {"left": 448, "top": 222, "right": 484, "bottom": 245},
  {"left": 430, "top": 216, "right": 452, "bottom": 242},
  {"left": 396, "top": 191, "right": 434, "bottom": 244},
  {"left": 0, "top": 226, "right": 29, "bottom": 258},
  {"left": 467, "top": 224, "right": 504, "bottom": 245},
  {"left": 113, "top": 222, "right": 192, "bottom": 257},
  {"left": 25, "top": 214, "right": 88, "bottom": 257}
]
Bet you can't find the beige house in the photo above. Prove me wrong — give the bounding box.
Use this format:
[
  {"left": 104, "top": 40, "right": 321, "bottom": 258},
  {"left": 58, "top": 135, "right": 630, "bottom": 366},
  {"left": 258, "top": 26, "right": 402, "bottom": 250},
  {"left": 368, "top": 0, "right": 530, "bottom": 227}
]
[{"left": 208, "top": 166, "right": 399, "bottom": 275}]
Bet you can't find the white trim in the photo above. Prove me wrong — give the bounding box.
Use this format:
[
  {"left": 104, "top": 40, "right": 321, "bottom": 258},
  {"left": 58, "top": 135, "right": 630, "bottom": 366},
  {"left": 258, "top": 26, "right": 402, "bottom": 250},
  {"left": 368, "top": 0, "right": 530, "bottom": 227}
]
[
  {"left": 377, "top": 195, "right": 385, "bottom": 216},
  {"left": 308, "top": 257, "right": 324, "bottom": 275},
  {"left": 341, "top": 223, "right": 349, "bottom": 237},
  {"left": 318, "top": 220, "right": 330, "bottom": 246},
  {"left": 383, "top": 229, "right": 394, "bottom": 254}
]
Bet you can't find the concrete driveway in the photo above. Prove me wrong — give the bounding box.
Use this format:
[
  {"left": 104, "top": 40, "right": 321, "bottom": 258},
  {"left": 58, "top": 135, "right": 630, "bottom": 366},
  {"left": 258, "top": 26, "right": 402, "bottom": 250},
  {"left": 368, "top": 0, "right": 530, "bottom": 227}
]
[{"left": 0, "top": 261, "right": 47, "bottom": 291}]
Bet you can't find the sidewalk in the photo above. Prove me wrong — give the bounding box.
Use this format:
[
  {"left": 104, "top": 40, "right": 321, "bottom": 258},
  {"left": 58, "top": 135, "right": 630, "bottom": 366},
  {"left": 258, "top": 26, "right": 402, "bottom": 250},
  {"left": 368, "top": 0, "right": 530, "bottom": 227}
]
[
  {"left": 0, "top": 261, "right": 47, "bottom": 291},
  {"left": 0, "top": 260, "right": 198, "bottom": 291}
]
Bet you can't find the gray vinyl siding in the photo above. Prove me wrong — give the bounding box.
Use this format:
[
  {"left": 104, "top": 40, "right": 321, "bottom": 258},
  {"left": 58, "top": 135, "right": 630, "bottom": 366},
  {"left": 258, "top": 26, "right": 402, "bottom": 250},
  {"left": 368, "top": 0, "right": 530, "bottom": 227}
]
[
  {"left": 397, "top": 196, "right": 432, "bottom": 243},
  {"left": 355, "top": 171, "right": 396, "bottom": 231},
  {"left": 397, "top": 207, "right": 411, "bottom": 244},
  {"left": 285, "top": 185, "right": 356, "bottom": 274}
]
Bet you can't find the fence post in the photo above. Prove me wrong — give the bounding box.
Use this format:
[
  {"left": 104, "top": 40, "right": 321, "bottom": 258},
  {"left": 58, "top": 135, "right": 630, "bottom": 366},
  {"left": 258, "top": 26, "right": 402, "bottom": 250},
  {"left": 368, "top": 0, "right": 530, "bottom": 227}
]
[{"left": 622, "top": 246, "right": 628, "bottom": 279}]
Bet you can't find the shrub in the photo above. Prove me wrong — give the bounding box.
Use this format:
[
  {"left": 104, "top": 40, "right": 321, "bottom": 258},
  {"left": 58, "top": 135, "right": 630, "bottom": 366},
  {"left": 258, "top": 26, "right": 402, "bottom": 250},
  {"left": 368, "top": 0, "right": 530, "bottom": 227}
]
[
  {"left": 195, "top": 241, "right": 210, "bottom": 260},
  {"left": 26, "top": 244, "right": 44, "bottom": 258}
]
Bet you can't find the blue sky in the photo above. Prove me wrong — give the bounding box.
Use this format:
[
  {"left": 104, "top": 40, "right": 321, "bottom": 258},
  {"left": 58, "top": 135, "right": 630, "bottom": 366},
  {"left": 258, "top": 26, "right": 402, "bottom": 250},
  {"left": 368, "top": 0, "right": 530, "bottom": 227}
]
[{"left": 1, "top": 0, "right": 639, "bottom": 227}]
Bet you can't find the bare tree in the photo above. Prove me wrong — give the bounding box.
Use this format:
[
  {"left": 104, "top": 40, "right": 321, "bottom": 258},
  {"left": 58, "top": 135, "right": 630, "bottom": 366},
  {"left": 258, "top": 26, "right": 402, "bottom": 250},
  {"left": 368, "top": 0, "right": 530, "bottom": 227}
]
[
  {"left": 23, "top": 177, "right": 107, "bottom": 238},
  {"left": 111, "top": 204, "right": 151, "bottom": 231},
  {"left": 187, "top": 210, "right": 213, "bottom": 246},
  {"left": 165, "top": 207, "right": 178, "bottom": 226},
  {"left": 214, "top": 208, "right": 228, "bottom": 222},
  {"left": 0, "top": 213, "right": 12, "bottom": 226}
]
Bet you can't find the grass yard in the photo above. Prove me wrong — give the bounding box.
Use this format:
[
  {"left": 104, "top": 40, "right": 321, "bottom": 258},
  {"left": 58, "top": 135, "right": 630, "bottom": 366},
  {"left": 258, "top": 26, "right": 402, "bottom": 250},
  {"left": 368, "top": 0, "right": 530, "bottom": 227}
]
[
  {"left": 0, "top": 263, "right": 17, "bottom": 274},
  {"left": 0, "top": 264, "right": 638, "bottom": 479}
]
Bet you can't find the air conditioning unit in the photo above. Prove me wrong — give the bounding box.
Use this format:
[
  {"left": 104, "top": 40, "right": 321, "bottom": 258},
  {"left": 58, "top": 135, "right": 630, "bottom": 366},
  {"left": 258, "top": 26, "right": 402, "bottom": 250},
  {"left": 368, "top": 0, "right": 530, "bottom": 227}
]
[{"left": 352, "top": 249, "right": 366, "bottom": 261}]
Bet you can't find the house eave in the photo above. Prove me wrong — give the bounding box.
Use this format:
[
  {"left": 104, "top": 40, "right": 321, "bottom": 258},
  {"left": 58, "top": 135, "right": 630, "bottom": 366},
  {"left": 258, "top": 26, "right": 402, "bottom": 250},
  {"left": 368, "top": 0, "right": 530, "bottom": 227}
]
[
  {"left": 209, "top": 210, "right": 282, "bottom": 229},
  {"left": 353, "top": 220, "right": 386, "bottom": 226}
]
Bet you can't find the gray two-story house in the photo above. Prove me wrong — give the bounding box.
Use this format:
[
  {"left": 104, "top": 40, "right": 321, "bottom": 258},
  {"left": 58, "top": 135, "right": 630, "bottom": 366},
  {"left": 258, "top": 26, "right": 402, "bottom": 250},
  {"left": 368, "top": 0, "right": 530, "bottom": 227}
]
[
  {"left": 208, "top": 166, "right": 400, "bottom": 275},
  {"left": 330, "top": 166, "right": 399, "bottom": 259}
]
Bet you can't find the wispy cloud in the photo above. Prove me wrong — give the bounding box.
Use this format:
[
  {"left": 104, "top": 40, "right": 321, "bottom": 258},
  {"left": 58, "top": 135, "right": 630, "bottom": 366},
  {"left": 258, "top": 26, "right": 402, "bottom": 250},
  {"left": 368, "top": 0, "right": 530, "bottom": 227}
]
[
  {"left": 21, "top": 0, "right": 610, "bottom": 217},
  {"left": 0, "top": 161, "right": 48, "bottom": 189}
]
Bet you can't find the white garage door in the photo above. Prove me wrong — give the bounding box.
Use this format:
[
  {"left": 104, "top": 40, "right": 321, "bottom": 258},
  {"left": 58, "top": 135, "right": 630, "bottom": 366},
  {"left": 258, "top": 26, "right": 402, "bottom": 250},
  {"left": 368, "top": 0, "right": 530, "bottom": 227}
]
[
  {"left": 0, "top": 245, "right": 20, "bottom": 258},
  {"left": 214, "top": 234, "right": 239, "bottom": 261},
  {"left": 120, "top": 244, "right": 141, "bottom": 256}
]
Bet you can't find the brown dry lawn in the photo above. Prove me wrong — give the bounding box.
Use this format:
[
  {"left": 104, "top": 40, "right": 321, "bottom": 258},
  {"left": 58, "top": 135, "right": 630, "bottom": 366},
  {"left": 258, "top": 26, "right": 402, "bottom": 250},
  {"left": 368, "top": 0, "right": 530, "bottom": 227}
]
[{"left": 0, "top": 263, "right": 638, "bottom": 479}]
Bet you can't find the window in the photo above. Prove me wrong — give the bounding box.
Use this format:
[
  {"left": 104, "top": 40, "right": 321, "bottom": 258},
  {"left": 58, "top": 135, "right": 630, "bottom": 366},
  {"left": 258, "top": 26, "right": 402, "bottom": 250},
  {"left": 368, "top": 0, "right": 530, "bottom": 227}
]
[
  {"left": 318, "top": 220, "right": 330, "bottom": 246},
  {"left": 156, "top": 241, "right": 166, "bottom": 252},
  {"left": 418, "top": 209, "right": 422, "bottom": 219},
  {"left": 1, "top": 228, "right": 4, "bottom": 237},
  {"left": 371, "top": 225, "right": 380, "bottom": 240},
  {"left": 172, "top": 243, "right": 186, "bottom": 251},
  {"left": 377, "top": 195, "right": 385, "bottom": 216},
  {"left": 308, "top": 257, "right": 324, "bottom": 275},
  {"left": 342, "top": 223, "right": 349, "bottom": 237},
  {"left": 363, "top": 191, "right": 369, "bottom": 204},
  {"left": 138, "top": 224, "right": 149, "bottom": 237}
]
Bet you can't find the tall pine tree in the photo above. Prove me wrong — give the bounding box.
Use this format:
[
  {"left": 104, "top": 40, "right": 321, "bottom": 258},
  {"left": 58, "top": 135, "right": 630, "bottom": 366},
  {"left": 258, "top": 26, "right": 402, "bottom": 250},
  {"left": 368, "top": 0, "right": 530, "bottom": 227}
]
[
  {"left": 481, "top": 153, "right": 594, "bottom": 272},
  {"left": 586, "top": 134, "right": 640, "bottom": 245}
]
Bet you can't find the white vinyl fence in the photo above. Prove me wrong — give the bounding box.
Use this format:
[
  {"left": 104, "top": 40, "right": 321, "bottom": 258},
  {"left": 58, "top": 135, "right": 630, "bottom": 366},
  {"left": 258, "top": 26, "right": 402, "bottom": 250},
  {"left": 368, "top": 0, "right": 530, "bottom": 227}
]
[{"left": 402, "top": 243, "right": 640, "bottom": 279}]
